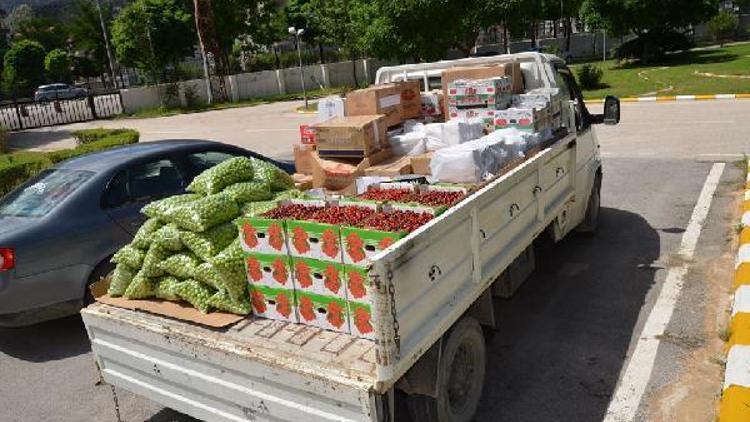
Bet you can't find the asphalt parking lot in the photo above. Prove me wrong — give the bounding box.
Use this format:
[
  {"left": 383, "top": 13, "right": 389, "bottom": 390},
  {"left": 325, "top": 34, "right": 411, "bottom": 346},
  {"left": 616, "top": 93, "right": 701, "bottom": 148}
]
[{"left": 1, "top": 100, "right": 749, "bottom": 421}]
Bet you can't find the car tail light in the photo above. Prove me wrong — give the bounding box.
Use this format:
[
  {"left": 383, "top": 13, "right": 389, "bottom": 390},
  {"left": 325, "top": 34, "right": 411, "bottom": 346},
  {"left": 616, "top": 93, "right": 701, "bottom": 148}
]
[{"left": 0, "top": 248, "right": 15, "bottom": 272}]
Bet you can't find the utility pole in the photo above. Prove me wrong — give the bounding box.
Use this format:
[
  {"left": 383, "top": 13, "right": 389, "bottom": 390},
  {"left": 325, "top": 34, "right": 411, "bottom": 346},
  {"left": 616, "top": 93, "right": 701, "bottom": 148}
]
[
  {"left": 194, "top": 0, "right": 228, "bottom": 104},
  {"left": 194, "top": 0, "right": 213, "bottom": 104},
  {"left": 95, "top": 0, "right": 119, "bottom": 89}
]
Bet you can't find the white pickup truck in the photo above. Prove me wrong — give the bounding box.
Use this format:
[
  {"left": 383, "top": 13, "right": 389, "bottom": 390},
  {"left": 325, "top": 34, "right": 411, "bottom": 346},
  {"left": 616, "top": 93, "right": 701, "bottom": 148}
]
[{"left": 81, "top": 52, "right": 620, "bottom": 422}]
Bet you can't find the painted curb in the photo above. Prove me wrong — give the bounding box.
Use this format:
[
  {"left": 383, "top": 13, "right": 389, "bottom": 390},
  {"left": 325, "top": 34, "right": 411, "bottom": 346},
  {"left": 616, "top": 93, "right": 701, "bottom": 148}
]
[
  {"left": 721, "top": 158, "right": 750, "bottom": 421},
  {"left": 587, "top": 94, "right": 750, "bottom": 104}
]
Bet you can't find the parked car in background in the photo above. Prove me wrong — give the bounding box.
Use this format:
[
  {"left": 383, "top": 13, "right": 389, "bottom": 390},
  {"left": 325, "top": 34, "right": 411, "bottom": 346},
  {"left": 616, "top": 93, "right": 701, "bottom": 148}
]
[
  {"left": 34, "top": 83, "right": 88, "bottom": 101},
  {"left": 0, "top": 140, "right": 294, "bottom": 326}
]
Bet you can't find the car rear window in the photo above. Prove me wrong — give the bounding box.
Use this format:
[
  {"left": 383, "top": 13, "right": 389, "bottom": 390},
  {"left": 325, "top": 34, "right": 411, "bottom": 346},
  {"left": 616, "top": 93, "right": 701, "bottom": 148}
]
[{"left": 0, "top": 169, "right": 93, "bottom": 217}]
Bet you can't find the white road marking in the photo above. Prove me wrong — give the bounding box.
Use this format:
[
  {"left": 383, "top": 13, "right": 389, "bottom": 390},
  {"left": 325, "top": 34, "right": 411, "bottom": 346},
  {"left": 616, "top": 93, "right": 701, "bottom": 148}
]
[
  {"left": 724, "top": 345, "right": 750, "bottom": 389},
  {"left": 603, "top": 162, "right": 725, "bottom": 422},
  {"left": 732, "top": 285, "right": 750, "bottom": 316}
]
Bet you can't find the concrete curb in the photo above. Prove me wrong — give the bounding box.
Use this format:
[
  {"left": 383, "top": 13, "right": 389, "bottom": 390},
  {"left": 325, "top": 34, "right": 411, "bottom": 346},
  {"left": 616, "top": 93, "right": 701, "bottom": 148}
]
[
  {"left": 720, "top": 158, "right": 750, "bottom": 421},
  {"left": 588, "top": 94, "right": 750, "bottom": 104}
]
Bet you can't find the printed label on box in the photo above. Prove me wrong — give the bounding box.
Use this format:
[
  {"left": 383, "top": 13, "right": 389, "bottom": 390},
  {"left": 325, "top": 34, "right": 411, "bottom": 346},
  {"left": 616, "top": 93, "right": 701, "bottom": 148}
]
[
  {"left": 293, "top": 257, "right": 347, "bottom": 297},
  {"left": 245, "top": 253, "right": 294, "bottom": 288},
  {"left": 297, "top": 292, "right": 350, "bottom": 333},
  {"left": 345, "top": 265, "right": 370, "bottom": 303},
  {"left": 238, "top": 218, "right": 288, "bottom": 255},
  {"left": 249, "top": 285, "right": 298, "bottom": 323},
  {"left": 348, "top": 301, "right": 374, "bottom": 339},
  {"left": 286, "top": 220, "right": 342, "bottom": 261},
  {"left": 341, "top": 226, "right": 407, "bottom": 266}
]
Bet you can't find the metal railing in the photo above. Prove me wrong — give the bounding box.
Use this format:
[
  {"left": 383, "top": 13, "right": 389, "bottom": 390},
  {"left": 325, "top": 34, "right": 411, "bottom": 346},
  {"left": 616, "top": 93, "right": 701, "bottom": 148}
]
[{"left": 0, "top": 92, "right": 124, "bottom": 131}]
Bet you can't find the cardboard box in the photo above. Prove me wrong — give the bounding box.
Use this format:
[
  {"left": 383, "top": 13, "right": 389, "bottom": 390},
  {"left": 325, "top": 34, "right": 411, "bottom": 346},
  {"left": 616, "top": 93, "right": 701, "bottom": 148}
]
[
  {"left": 398, "top": 80, "right": 422, "bottom": 119},
  {"left": 346, "top": 84, "right": 403, "bottom": 128},
  {"left": 493, "top": 107, "right": 548, "bottom": 133},
  {"left": 421, "top": 91, "right": 444, "bottom": 118},
  {"left": 311, "top": 149, "right": 393, "bottom": 193},
  {"left": 441, "top": 63, "right": 523, "bottom": 114},
  {"left": 344, "top": 265, "right": 371, "bottom": 303},
  {"left": 90, "top": 279, "right": 243, "bottom": 328},
  {"left": 348, "top": 301, "right": 374, "bottom": 339},
  {"left": 447, "top": 107, "right": 496, "bottom": 131},
  {"left": 249, "top": 285, "right": 298, "bottom": 323},
  {"left": 292, "top": 257, "right": 347, "bottom": 298},
  {"left": 297, "top": 291, "right": 350, "bottom": 333},
  {"left": 341, "top": 225, "right": 407, "bottom": 266},
  {"left": 363, "top": 155, "right": 412, "bottom": 177},
  {"left": 410, "top": 153, "right": 433, "bottom": 175},
  {"left": 245, "top": 253, "right": 295, "bottom": 289},
  {"left": 300, "top": 124, "right": 315, "bottom": 145},
  {"left": 293, "top": 144, "right": 314, "bottom": 175},
  {"left": 286, "top": 219, "right": 342, "bottom": 261},
  {"left": 447, "top": 77, "right": 512, "bottom": 110},
  {"left": 293, "top": 173, "right": 313, "bottom": 190},
  {"left": 238, "top": 217, "right": 288, "bottom": 255},
  {"left": 314, "top": 115, "right": 387, "bottom": 158}
]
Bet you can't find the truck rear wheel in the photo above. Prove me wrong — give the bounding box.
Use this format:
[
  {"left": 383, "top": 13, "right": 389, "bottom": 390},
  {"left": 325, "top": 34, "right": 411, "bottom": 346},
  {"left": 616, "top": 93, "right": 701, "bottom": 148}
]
[
  {"left": 407, "top": 317, "right": 486, "bottom": 422},
  {"left": 577, "top": 173, "right": 601, "bottom": 234}
]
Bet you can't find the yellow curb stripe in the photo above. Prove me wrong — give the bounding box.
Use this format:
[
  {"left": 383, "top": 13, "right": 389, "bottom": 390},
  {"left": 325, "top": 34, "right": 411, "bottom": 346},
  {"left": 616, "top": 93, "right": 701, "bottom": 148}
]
[
  {"left": 745, "top": 200, "right": 750, "bottom": 213},
  {"left": 729, "top": 312, "right": 750, "bottom": 348},
  {"left": 656, "top": 96, "right": 676, "bottom": 102},
  {"left": 737, "top": 93, "right": 750, "bottom": 99},
  {"left": 734, "top": 264, "right": 750, "bottom": 291},
  {"left": 695, "top": 94, "right": 717, "bottom": 100},
  {"left": 620, "top": 97, "right": 639, "bottom": 102},
  {"left": 720, "top": 385, "right": 750, "bottom": 421},
  {"left": 741, "top": 227, "right": 750, "bottom": 246}
]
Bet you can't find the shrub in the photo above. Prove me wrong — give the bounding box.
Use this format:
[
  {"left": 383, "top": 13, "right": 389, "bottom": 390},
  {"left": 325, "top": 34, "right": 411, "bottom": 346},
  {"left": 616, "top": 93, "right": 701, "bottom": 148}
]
[
  {"left": 72, "top": 128, "right": 139, "bottom": 145},
  {"left": 708, "top": 11, "right": 738, "bottom": 47},
  {"left": 49, "top": 130, "right": 140, "bottom": 163},
  {"left": 0, "top": 151, "right": 53, "bottom": 197},
  {"left": 576, "top": 64, "right": 604, "bottom": 90},
  {"left": 0, "top": 129, "right": 8, "bottom": 154}
]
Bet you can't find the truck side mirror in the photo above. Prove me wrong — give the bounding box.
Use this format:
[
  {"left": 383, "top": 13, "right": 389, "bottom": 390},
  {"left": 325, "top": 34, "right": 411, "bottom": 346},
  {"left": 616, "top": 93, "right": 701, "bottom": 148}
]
[{"left": 603, "top": 95, "right": 620, "bottom": 125}]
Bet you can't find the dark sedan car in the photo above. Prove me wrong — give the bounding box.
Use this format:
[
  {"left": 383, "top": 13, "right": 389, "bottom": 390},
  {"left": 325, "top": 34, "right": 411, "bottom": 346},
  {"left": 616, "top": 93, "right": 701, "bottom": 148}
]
[{"left": 0, "top": 140, "right": 294, "bottom": 326}]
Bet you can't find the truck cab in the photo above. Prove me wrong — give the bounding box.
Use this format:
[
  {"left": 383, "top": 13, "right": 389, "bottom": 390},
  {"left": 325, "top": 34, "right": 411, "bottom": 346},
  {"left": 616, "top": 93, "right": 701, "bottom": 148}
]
[{"left": 81, "top": 53, "right": 620, "bottom": 422}]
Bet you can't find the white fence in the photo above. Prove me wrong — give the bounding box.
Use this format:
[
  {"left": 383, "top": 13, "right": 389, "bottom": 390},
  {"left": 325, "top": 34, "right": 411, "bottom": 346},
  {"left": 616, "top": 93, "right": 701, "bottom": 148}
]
[{"left": 120, "top": 58, "right": 392, "bottom": 113}]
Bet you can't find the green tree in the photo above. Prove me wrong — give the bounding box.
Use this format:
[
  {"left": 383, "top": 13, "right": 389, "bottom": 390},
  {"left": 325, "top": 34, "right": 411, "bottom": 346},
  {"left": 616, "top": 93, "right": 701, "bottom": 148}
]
[
  {"left": 68, "top": 0, "right": 114, "bottom": 80},
  {"left": 44, "top": 48, "right": 72, "bottom": 82},
  {"left": 3, "top": 39, "right": 46, "bottom": 96},
  {"left": 15, "top": 17, "right": 69, "bottom": 52},
  {"left": 582, "top": 0, "right": 718, "bottom": 62},
  {"left": 4, "top": 4, "right": 34, "bottom": 34},
  {"left": 111, "top": 0, "right": 195, "bottom": 83},
  {"left": 708, "top": 10, "right": 738, "bottom": 47}
]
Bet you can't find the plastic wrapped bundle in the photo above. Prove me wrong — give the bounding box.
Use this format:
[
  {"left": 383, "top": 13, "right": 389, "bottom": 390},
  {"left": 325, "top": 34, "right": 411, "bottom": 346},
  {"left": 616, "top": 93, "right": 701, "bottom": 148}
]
[
  {"left": 165, "top": 193, "right": 240, "bottom": 232},
  {"left": 123, "top": 272, "right": 157, "bottom": 299},
  {"left": 430, "top": 134, "right": 518, "bottom": 183},
  {"left": 424, "top": 120, "right": 485, "bottom": 151},
  {"left": 208, "top": 291, "right": 251, "bottom": 315},
  {"left": 211, "top": 240, "right": 246, "bottom": 302},
  {"left": 388, "top": 130, "right": 427, "bottom": 156},
  {"left": 175, "top": 279, "right": 215, "bottom": 313},
  {"left": 187, "top": 157, "right": 255, "bottom": 195},
  {"left": 142, "top": 194, "right": 201, "bottom": 220},
  {"left": 252, "top": 158, "right": 294, "bottom": 191},
  {"left": 222, "top": 181, "right": 273, "bottom": 204},
  {"left": 180, "top": 221, "right": 236, "bottom": 261},
  {"left": 111, "top": 245, "right": 145, "bottom": 269},
  {"left": 131, "top": 218, "right": 163, "bottom": 250},
  {"left": 108, "top": 263, "right": 135, "bottom": 297},
  {"left": 194, "top": 262, "right": 224, "bottom": 291},
  {"left": 140, "top": 245, "right": 168, "bottom": 278},
  {"left": 152, "top": 223, "right": 183, "bottom": 251},
  {"left": 159, "top": 252, "right": 201, "bottom": 279},
  {"left": 154, "top": 276, "right": 182, "bottom": 301},
  {"left": 240, "top": 200, "right": 278, "bottom": 217}
]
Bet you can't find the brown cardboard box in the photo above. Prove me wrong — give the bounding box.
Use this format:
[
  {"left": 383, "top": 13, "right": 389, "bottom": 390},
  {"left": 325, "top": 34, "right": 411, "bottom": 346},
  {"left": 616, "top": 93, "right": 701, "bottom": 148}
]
[
  {"left": 293, "top": 144, "right": 315, "bottom": 175},
  {"left": 313, "top": 115, "right": 387, "bottom": 159},
  {"left": 398, "top": 80, "right": 422, "bottom": 120},
  {"left": 364, "top": 155, "right": 413, "bottom": 177},
  {"left": 346, "top": 84, "right": 403, "bottom": 128},
  {"left": 311, "top": 149, "right": 393, "bottom": 193},
  {"left": 410, "top": 153, "right": 433, "bottom": 175},
  {"left": 441, "top": 63, "right": 524, "bottom": 114}
]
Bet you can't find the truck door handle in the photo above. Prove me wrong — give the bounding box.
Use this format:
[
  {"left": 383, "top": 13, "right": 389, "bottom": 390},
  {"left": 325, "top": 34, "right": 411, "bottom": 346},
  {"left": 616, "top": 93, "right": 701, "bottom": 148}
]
[
  {"left": 532, "top": 186, "right": 542, "bottom": 196},
  {"left": 556, "top": 167, "right": 565, "bottom": 177},
  {"left": 509, "top": 203, "right": 520, "bottom": 217},
  {"left": 428, "top": 265, "right": 442, "bottom": 281}
]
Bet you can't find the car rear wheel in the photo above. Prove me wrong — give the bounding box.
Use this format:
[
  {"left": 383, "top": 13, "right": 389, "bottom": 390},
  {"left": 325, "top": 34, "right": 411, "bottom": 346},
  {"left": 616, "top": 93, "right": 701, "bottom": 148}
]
[{"left": 407, "top": 317, "right": 486, "bottom": 422}]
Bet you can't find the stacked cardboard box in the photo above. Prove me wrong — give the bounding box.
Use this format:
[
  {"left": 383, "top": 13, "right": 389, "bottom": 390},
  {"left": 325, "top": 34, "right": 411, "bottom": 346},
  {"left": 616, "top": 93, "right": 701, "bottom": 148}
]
[
  {"left": 398, "top": 80, "right": 422, "bottom": 120},
  {"left": 420, "top": 91, "right": 444, "bottom": 121},
  {"left": 493, "top": 107, "right": 549, "bottom": 133},
  {"left": 446, "top": 76, "right": 513, "bottom": 130},
  {"left": 441, "top": 63, "right": 523, "bottom": 114},
  {"left": 313, "top": 115, "right": 388, "bottom": 159},
  {"left": 345, "top": 84, "right": 403, "bottom": 128}
]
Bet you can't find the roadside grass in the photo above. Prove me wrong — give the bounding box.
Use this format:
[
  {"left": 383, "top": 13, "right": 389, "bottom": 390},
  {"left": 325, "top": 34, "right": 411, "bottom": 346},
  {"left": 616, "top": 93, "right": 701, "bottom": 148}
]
[
  {"left": 119, "top": 86, "right": 347, "bottom": 119},
  {"left": 571, "top": 42, "right": 750, "bottom": 99}
]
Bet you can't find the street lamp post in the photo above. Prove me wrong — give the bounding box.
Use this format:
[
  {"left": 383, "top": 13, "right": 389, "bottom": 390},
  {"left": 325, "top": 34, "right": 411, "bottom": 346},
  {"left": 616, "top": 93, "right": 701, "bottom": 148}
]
[
  {"left": 95, "top": 0, "right": 119, "bottom": 89},
  {"left": 289, "top": 26, "right": 308, "bottom": 110}
]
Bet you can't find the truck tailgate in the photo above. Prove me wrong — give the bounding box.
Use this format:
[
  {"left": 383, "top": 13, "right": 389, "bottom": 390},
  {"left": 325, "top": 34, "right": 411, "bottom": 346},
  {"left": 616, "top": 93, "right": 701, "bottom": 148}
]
[{"left": 82, "top": 303, "right": 378, "bottom": 422}]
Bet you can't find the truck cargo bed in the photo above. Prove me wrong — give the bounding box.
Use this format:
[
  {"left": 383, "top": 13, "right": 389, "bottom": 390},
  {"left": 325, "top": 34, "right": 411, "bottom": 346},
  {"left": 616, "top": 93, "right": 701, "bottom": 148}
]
[{"left": 82, "top": 303, "right": 378, "bottom": 421}]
